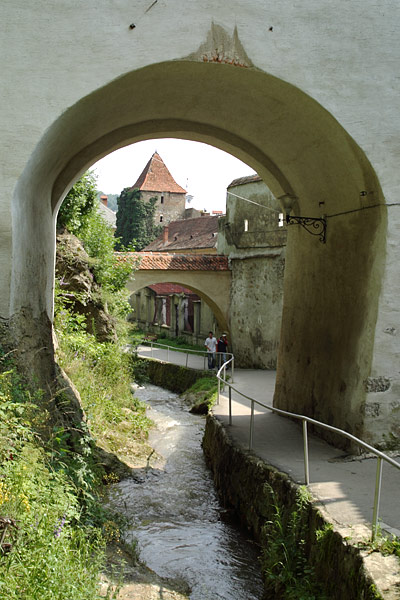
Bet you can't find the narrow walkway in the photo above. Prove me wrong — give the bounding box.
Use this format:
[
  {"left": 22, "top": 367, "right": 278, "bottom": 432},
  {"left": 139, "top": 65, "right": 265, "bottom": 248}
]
[
  {"left": 216, "top": 370, "right": 400, "bottom": 540},
  {"left": 137, "top": 344, "right": 209, "bottom": 370},
  {"left": 137, "top": 346, "right": 400, "bottom": 538}
]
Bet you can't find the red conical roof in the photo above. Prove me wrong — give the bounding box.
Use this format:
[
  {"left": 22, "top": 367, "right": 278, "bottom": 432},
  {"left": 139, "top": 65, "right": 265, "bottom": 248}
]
[{"left": 130, "top": 152, "right": 186, "bottom": 194}]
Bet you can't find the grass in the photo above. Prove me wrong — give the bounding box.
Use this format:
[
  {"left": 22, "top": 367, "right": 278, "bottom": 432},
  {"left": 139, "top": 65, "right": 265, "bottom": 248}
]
[
  {"left": 0, "top": 295, "right": 155, "bottom": 598},
  {"left": 55, "top": 310, "right": 153, "bottom": 462},
  {"left": 261, "top": 485, "right": 328, "bottom": 600},
  {"left": 131, "top": 328, "right": 206, "bottom": 353},
  {"left": 182, "top": 376, "right": 219, "bottom": 412},
  {"left": 0, "top": 352, "right": 112, "bottom": 600},
  {"left": 358, "top": 531, "right": 400, "bottom": 559}
]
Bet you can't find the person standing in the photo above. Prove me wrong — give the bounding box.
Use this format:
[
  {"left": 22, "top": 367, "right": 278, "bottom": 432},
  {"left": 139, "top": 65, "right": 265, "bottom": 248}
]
[
  {"left": 217, "top": 333, "right": 228, "bottom": 366},
  {"left": 204, "top": 331, "right": 217, "bottom": 370}
]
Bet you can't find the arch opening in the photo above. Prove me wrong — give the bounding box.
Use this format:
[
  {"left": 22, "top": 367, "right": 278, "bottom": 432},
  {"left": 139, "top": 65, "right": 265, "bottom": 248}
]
[
  {"left": 12, "top": 59, "right": 387, "bottom": 443},
  {"left": 128, "top": 279, "right": 226, "bottom": 347}
]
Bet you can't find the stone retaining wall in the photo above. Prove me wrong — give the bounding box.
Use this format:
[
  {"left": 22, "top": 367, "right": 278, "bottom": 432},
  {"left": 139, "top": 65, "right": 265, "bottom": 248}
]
[
  {"left": 203, "top": 415, "right": 386, "bottom": 600},
  {"left": 135, "top": 357, "right": 209, "bottom": 394}
]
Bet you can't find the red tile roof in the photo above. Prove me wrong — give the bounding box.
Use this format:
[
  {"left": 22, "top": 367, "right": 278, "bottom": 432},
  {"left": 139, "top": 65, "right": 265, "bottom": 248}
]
[
  {"left": 130, "top": 152, "right": 186, "bottom": 194},
  {"left": 123, "top": 252, "right": 229, "bottom": 271},
  {"left": 144, "top": 215, "right": 220, "bottom": 252}
]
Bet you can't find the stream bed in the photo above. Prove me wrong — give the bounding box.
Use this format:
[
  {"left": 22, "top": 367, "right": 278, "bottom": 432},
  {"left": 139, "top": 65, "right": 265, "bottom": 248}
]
[{"left": 108, "top": 383, "right": 264, "bottom": 600}]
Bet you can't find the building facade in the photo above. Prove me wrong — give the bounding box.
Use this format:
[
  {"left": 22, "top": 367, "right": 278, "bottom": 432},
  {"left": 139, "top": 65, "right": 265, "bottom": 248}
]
[
  {"left": 219, "top": 175, "right": 286, "bottom": 368},
  {"left": 129, "top": 152, "right": 187, "bottom": 225},
  {"left": 130, "top": 214, "right": 221, "bottom": 343},
  {"left": 132, "top": 283, "right": 217, "bottom": 345}
]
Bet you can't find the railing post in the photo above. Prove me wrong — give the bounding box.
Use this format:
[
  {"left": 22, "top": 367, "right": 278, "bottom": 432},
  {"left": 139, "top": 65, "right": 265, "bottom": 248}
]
[
  {"left": 231, "top": 357, "right": 234, "bottom": 383},
  {"left": 249, "top": 399, "right": 255, "bottom": 450},
  {"left": 204, "top": 353, "right": 206, "bottom": 370},
  {"left": 229, "top": 386, "right": 232, "bottom": 426},
  {"left": 372, "top": 457, "right": 383, "bottom": 541},
  {"left": 217, "top": 377, "right": 221, "bottom": 405},
  {"left": 223, "top": 365, "right": 226, "bottom": 391},
  {"left": 303, "top": 420, "right": 310, "bottom": 485}
]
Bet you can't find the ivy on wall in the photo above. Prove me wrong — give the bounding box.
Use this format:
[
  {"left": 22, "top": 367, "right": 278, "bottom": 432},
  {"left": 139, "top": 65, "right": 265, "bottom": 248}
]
[{"left": 115, "top": 188, "right": 162, "bottom": 251}]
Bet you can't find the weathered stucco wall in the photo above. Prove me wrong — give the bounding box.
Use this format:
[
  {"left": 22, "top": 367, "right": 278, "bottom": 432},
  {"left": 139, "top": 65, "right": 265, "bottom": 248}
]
[
  {"left": 219, "top": 178, "right": 286, "bottom": 368},
  {"left": 229, "top": 255, "right": 285, "bottom": 368},
  {"left": 1, "top": 1, "right": 399, "bottom": 446},
  {"left": 274, "top": 204, "right": 387, "bottom": 445},
  {"left": 141, "top": 191, "right": 186, "bottom": 226}
]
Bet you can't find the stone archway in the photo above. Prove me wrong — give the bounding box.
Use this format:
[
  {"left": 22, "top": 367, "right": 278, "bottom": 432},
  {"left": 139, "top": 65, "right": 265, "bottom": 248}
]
[
  {"left": 127, "top": 271, "right": 230, "bottom": 335},
  {"left": 6, "top": 54, "right": 388, "bottom": 444}
]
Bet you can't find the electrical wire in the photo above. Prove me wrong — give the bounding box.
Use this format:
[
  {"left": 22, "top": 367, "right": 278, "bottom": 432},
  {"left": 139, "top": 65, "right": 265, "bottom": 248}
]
[
  {"left": 229, "top": 227, "right": 285, "bottom": 235},
  {"left": 226, "top": 190, "right": 281, "bottom": 214},
  {"left": 326, "top": 203, "right": 399, "bottom": 219}
]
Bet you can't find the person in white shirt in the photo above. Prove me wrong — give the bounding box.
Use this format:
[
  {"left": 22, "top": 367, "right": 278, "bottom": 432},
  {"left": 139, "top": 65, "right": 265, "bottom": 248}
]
[{"left": 204, "top": 331, "right": 217, "bottom": 370}]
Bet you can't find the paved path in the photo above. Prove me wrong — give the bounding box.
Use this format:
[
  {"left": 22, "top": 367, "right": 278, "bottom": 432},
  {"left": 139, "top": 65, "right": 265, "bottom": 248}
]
[
  {"left": 137, "top": 346, "right": 400, "bottom": 538},
  {"left": 215, "top": 370, "right": 400, "bottom": 540},
  {"left": 137, "top": 344, "right": 209, "bottom": 371}
]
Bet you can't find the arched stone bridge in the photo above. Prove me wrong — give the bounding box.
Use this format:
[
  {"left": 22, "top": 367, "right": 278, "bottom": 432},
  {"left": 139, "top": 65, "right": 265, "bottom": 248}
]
[{"left": 117, "top": 252, "right": 231, "bottom": 333}]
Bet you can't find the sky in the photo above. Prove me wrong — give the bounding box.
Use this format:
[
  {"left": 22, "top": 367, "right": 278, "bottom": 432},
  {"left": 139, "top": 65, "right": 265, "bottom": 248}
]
[{"left": 92, "top": 138, "right": 256, "bottom": 213}]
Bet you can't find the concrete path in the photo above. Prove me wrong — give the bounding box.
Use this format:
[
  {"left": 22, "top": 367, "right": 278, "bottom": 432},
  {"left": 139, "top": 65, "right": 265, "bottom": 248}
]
[
  {"left": 137, "top": 344, "right": 209, "bottom": 371},
  {"left": 215, "top": 370, "right": 400, "bottom": 540},
  {"left": 137, "top": 346, "right": 400, "bottom": 538}
]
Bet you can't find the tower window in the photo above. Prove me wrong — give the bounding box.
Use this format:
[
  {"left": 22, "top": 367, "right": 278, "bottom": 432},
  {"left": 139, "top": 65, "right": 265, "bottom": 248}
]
[
  {"left": 160, "top": 215, "right": 163, "bottom": 222},
  {"left": 160, "top": 195, "right": 164, "bottom": 204}
]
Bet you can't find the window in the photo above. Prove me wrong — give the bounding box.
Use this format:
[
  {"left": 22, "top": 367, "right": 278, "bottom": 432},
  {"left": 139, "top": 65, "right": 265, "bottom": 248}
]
[
  {"left": 244, "top": 219, "right": 249, "bottom": 232},
  {"left": 160, "top": 195, "right": 164, "bottom": 204},
  {"left": 160, "top": 215, "right": 163, "bottom": 222}
]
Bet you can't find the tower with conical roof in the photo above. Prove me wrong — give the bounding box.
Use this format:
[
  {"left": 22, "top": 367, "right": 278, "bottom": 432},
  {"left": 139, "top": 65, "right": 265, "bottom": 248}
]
[{"left": 130, "top": 152, "right": 187, "bottom": 225}]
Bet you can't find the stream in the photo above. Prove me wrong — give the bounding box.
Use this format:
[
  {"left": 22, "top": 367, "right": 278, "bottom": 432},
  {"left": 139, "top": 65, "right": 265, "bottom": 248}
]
[{"left": 108, "top": 383, "right": 264, "bottom": 600}]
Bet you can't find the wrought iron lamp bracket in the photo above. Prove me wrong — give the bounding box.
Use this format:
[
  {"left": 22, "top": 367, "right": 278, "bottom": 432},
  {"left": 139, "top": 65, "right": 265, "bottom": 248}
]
[{"left": 285, "top": 214, "right": 327, "bottom": 243}]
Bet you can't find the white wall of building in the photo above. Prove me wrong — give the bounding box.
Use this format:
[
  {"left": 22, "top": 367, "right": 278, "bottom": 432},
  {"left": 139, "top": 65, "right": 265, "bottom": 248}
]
[{"left": 1, "top": 1, "right": 399, "bottom": 445}]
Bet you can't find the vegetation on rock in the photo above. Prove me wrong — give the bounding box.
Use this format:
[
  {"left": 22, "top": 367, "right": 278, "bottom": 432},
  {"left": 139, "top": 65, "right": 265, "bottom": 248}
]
[
  {"left": 0, "top": 172, "right": 158, "bottom": 598},
  {"left": 0, "top": 350, "right": 110, "bottom": 599},
  {"left": 57, "top": 171, "right": 98, "bottom": 235}
]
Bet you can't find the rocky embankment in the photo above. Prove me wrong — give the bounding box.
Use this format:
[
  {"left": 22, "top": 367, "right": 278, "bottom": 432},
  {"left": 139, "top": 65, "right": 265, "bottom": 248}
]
[{"left": 56, "top": 229, "right": 117, "bottom": 342}]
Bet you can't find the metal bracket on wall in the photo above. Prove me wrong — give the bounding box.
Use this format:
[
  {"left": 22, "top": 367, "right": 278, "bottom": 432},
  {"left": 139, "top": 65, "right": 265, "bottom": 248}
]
[{"left": 285, "top": 215, "right": 327, "bottom": 243}]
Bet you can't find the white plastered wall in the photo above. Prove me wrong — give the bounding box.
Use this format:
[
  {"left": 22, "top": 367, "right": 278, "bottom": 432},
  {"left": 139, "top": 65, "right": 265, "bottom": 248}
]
[{"left": 1, "top": 1, "right": 399, "bottom": 445}]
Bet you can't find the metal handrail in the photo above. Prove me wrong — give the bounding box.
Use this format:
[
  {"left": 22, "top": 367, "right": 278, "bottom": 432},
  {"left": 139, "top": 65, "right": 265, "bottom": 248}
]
[
  {"left": 137, "top": 339, "right": 235, "bottom": 381},
  {"left": 215, "top": 362, "right": 400, "bottom": 541}
]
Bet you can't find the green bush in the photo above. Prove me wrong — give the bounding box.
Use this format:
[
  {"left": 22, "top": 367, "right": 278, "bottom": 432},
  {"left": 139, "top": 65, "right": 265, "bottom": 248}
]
[
  {"left": 57, "top": 171, "right": 98, "bottom": 236},
  {"left": 0, "top": 358, "right": 109, "bottom": 600},
  {"left": 57, "top": 171, "right": 133, "bottom": 318}
]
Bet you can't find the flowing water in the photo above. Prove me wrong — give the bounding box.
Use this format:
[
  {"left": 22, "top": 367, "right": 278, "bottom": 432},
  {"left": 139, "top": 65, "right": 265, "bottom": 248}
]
[{"left": 109, "top": 383, "right": 264, "bottom": 600}]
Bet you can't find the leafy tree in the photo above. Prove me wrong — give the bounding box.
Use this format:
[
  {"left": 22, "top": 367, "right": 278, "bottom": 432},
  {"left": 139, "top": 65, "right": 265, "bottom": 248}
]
[
  {"left": 56, "top": 172, "right": 133, "bottom": 312},
  {"left": 57, "top": 171, "right": 98, "bottom": 235},
  {"left": 115, "top": 188, "right": 162, "bottom": 251},
  {"left": 79, "top": 210, "right": 132, "bottom": 294}
]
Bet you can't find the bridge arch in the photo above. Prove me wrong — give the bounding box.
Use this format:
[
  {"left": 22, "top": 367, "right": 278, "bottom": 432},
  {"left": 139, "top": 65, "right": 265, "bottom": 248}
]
[
  {"left": 10, "top": 57, "right": 387, "bottom": 443},
  {"left": 126, "top": 271, "right": 230, "bottom": 335}
]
